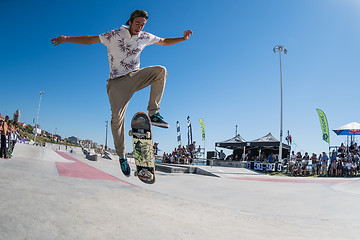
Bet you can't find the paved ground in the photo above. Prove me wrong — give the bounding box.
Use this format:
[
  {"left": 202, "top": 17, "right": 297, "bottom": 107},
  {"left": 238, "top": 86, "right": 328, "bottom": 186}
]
[{"left": 1, "top": 143, "right": 360, "bottom": 240}]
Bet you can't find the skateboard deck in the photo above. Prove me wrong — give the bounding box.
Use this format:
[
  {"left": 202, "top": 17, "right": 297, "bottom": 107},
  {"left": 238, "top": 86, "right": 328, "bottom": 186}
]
[{"left": 129, "top": 112, "right": 155, "bottom": 184}]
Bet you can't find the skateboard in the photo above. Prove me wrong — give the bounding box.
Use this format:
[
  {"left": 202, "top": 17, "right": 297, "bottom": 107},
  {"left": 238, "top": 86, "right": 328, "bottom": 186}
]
[{"left": 129, "top": 112, "right": 156, "bottom": 184}]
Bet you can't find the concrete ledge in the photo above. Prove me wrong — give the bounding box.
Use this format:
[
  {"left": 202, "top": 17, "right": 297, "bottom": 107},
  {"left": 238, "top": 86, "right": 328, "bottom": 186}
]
[
  {"left": 195, "top": 167, "right": 220, "bottom": 177},
  {"left": 156, "top": 163, "right": 220, "bottom": 177},
  {"left": 101, "top": 152, "right": 112, "bottom": 160},
  {"left": 156, "top": 164, "right": 188, "bottom": 173},
  {"left": 86, "top": 154, "right": 98, "bottom": 161}
]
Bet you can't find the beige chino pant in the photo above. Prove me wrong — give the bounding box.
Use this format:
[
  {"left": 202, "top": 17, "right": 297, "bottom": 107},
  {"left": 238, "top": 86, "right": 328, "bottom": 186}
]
[{"left": 106, "top": 66, "right": 167, "bottom": 158}]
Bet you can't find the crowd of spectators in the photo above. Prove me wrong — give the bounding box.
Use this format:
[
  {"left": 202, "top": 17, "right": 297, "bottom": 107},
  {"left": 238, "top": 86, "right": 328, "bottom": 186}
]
[
  {"left": 0, "top": 115, "right": 20, "bottom": 159},
  {"left": 225, "top": 150, "right": 279, "bottom": 162},
  {"left": 289, "top": 142, "right": 360, "bottom": 177},
  {"left": 157, "top": 138, "right": 360, "bottom": 178},
  {"left": 161, "top": 141, "right": 202, "bottom": 164}
]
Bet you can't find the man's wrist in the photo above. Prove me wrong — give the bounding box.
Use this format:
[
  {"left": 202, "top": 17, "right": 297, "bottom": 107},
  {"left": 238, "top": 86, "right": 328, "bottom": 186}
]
[{"left": 64, "top": 36, "right": 69, "bottom": 42}]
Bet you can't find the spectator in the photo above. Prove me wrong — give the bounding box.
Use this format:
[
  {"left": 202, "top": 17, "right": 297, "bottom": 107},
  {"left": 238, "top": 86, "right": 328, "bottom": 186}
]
[
  {"left": 342, "top": 158, "right": 348, "bottom": 176},
  {"left": 346, "top": 159, "right": 353, "bottom": 176},
  {"left": 354, "top": 152, "right": 359, "bottom": 162},
  {"left": 300, "top": 163, "right": 307, "bottom": 176},
  {"left": 311, "top": 153, "right": 318, "bottom": 175},
  {"left": 337, "top": 159, "right": 344, "bottom": 176},
  {"left": 303, "top": 152, "right": 312, "bottom": 175},
  {"left": 153, "top": 142, "right": 159, "bottom": 155},
  {"left": 319, "top": 152, "right": 329, "bottom": 176},
  {"left": 0, "top": 117, "right": 9, "bottom": 159},
  {"left": 0, "top": 120, "right": 7, "bottom": 158},
  {"left": 268, "top": 152, "right": 274, "bottom": 163},
  {"left": 291, "top": 162, "right": 300, "bottom": 176},
  {"left": 329, "top": 152, "right": 337, "bottom": 176},
  {"left": 162, "top": 152, "right": 167, "bottom": 162},
  {"left": 259, "top": 152, "right": 266, "bottom": 162},
  {"left": 354, "top": 143, "right": 359, "bottom": 154},
  {"left": 245, "top": 150, "right": 253, "bottom": 161},
  {"left": 352, "top": 160, "right": 358, "bottom": 176},
  {"left": 9, "top": 122, "right": 19, "bottom": 154},
  {"left": 197, "top": 145, "right": 201, "bottom": 156},
  {"left": 339, "top": 143, "right": 346, "bottom": 156},
  {"left": 296, "top": 152, "right": 302, "bottom": 161},
  {"left": 290, "top": 151, "right": 296, "bottom": 163},
  {"left": 189, "top": 141, "right": 196, "bottom": 163},
  {"left": 329, "top": 155, "right": 338, "bottom": 176},
  {"left": 317, "top": 153, "right": 322, "bottom": 175},
  {"left": 219, "top": 150, "right": 226, "bottom": 160}
]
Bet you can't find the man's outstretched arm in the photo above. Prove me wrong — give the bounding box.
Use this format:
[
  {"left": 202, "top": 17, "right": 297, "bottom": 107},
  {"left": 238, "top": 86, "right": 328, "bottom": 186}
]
[
  {"left": 155, "top": 30, "right": 193, "bottom": 46},
  {"left": 51, "top": 35, "right": 100, "bottom": 46}
]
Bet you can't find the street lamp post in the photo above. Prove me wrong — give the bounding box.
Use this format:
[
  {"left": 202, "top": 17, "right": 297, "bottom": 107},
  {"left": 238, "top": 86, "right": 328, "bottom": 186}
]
[
  {"left": 105, "top": 120, "right": 108, "bottom": 151},
  {"left": 34, "top": 91, "right": 45, "bottom": 142},
  {"left": 273, "top": 45, "right": 287, "bottom": 161}
]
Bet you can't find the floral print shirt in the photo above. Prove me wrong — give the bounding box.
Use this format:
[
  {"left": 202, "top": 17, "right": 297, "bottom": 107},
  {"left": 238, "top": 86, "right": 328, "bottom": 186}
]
[{"left": 99, "top": 25, "right": 161, "bottom": 80}]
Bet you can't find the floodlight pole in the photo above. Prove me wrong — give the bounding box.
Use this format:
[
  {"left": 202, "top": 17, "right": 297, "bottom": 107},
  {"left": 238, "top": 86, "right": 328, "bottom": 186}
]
[
  {"left": 273, "top": 46, "right": 287, "bottom": 161},
  {"left": 105, "top": 120, "right": 108, "bottom": 151},
  {"left": 34, "top": 91, "right": 45, "bottom": 142}
]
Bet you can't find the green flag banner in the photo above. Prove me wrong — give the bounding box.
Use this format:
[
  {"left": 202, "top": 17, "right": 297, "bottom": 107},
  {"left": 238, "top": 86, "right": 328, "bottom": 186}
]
[
  {"left": 199, "top": 118, "right": 205, "bottom": 141},
  {"left": 316, "top": 109, "right": 330, "bottom": 143}
]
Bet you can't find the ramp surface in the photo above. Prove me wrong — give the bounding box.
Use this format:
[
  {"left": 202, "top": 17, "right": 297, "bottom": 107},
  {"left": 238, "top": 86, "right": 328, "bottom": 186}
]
[{"left": 1, "top": 143, "right": 360, "bottom": 240}]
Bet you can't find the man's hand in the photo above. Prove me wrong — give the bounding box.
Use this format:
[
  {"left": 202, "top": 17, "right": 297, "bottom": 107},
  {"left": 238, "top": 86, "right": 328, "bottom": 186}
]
[
  {"left": 51, "top": 35, "right": 68, "bottom": 46},
  {"left": 183, "top": 30, "right": 193, "bottom": 41}
]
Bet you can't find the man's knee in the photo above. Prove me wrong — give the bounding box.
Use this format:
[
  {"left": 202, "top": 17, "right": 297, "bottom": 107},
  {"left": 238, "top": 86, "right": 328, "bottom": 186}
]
[{"left": 153, "top": 66, "right": 167, "bottom": 78}]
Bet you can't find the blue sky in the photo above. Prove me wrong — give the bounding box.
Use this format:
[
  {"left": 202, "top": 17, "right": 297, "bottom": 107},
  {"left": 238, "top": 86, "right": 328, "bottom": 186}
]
[{"left": 1, "top": 0, "right": 360, "bottom": 156}]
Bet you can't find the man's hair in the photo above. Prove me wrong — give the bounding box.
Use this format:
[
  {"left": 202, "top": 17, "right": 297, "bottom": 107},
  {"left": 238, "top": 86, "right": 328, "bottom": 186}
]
[{"left": 126, "top": 10, "right": 148, "bottom": 25}]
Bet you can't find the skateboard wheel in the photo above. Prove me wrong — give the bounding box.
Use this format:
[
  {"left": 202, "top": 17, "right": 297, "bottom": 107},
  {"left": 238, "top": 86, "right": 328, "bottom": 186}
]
[
  {"left": 134, "top": 171, "right": 138, "bottom": 177},
  {"left": 129, "top": 130, "right": 133, "bottom": 136},
  {"left": 146, "top": 132, "right": 151, "bottom": 138}
]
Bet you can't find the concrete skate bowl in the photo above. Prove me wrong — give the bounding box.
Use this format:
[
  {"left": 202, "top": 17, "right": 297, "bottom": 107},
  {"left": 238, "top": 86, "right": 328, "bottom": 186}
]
[
  {"left": 331, "top": 179, "right": 360, "bottom": 195},
  {"left": 12, "top": 144, "right": 72, "bottom": 163}
]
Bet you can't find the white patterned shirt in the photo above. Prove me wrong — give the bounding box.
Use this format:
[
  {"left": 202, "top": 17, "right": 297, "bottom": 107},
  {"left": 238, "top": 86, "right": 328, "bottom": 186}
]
[{"left": 99, "top": 25, "right": 161, "bottom": 80}]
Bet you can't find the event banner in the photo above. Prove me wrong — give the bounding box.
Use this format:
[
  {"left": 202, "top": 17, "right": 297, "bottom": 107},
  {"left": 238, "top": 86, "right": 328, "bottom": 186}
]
[
  {"left": 316, "top": 109, "right": 330, "bottom": 143},
  {"left": 176, "top": 121, "right": 181, "bottom": 146},
  {"left": 187, "top": 116, "right": 193, "bottom": 146},
  {"left": 199, "top": 118, "right": 205, "bottom": 141}
]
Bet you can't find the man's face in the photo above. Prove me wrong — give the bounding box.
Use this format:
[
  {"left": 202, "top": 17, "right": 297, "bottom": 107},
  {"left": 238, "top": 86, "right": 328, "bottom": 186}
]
[{"left": 129, "top": 17, "right": 147, "bottom": 35}]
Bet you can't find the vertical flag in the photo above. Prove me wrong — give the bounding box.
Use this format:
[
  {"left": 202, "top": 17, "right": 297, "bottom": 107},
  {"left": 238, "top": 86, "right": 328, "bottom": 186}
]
[
  {"left": 176, "top": 121, "right": 181, "bottom": 147},
  {"left": 199, "top": 118, "right": 205, "bottom": 141},
  {"left": 187, "top": 116, "right": 193, "bottom": 146},
  {"left": 316, "top": 109, "right": 330, "bottom": 143}
]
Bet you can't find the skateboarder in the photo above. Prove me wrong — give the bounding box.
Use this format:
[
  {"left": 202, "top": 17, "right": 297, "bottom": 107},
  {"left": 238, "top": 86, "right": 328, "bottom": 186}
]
[{"left": 51, "top": 9, "right": 193, "bottom": 176}]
